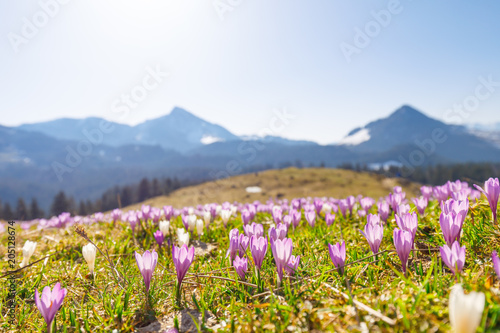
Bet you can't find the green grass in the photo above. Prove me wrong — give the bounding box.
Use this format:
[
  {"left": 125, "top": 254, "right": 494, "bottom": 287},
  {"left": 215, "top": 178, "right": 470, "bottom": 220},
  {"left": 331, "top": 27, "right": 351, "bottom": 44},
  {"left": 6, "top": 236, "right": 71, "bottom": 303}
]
[{"left": 1, "top": 197, "right": 500, "bottom": 332}]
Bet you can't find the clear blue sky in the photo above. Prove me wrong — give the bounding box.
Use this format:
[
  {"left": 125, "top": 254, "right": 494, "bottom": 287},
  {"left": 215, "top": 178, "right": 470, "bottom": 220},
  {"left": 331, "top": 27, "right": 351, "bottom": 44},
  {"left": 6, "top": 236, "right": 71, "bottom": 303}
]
[{"left": 1, "top": 0, "right": 500, "bottom": 144}]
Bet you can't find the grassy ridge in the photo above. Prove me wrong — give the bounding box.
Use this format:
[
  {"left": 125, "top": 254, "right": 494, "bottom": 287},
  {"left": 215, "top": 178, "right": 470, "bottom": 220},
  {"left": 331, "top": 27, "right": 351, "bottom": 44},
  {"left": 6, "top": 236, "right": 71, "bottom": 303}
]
[{"left": 121, "top": 168, "right": 420, "bottom": 212}]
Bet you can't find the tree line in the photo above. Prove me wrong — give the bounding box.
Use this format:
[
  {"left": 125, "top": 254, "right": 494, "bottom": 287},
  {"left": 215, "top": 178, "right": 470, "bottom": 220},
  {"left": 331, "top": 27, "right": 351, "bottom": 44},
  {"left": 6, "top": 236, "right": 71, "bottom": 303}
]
[
  {"left": 0, "top": 176, "right": 193, "bottom": 220},
  {"left": 2, "top": 162, "right": 500, "bottom": 221}
]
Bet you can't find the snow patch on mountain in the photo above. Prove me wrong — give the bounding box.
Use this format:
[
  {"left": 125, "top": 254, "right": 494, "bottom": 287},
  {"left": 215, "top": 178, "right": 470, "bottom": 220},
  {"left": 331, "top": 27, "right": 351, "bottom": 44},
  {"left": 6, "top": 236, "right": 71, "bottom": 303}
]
[
  {"left": 339, "top": 128, "right": 371, "bottom": 145},
  {"left": 201, "top": 135, "right": 223, "bottom": 145}
]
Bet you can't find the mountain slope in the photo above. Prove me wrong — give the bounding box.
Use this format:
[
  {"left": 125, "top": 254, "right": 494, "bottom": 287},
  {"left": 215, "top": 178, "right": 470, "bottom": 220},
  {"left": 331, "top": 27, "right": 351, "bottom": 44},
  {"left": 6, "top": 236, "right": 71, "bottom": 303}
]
[
  {"left": 339, "top": 105, "right": 500, "bottom": 162},
  {"left": 17, "top": 107, "right": 240, "bottom": 153}
]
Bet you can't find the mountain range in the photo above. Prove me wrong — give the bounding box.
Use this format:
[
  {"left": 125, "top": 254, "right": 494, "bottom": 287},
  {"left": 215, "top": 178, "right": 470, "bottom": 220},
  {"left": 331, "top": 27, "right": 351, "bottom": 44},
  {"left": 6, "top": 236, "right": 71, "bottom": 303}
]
[{"left": 2, "top": 105, "right": 500, "bottom": 210}]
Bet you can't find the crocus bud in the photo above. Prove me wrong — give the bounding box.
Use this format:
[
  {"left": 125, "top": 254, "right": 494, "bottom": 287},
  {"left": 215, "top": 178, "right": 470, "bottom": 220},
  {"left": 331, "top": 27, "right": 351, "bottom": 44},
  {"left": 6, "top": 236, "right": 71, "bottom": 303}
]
[
  {"left": 440, "top": 241, "right": 465, "bottom": 276},
  {"left": 82, "top": 243, "right": 97, "bottom": 275},
  {"left": 196, "top": 219, "right": 204, "bottom": 236},
  {"left": 154, "top": 230, "right": 164, "bottom": 247},
  {"left": 305, "top": 211, "right": 316, "bottom": 227},
  {"left": 159, "top": 220, "right": 170, "bottom": 236},
  {"left": 250, "top": 236, "right": 268, "bottom": 270},
  {"left": 359, "top": 222, "right": 383, "bottom": 255},
  {"left": 393, "top": 228, "right": 413, "bottom": 275},
  {"left": 233, "top": 256, "right": 248, "bottom": 280},
  {"left": 21, "top": 240, "right": 37, "bottom": 268},
  {"left": 328, "top": 241, "right": 346, "bottom": 275},
  {"left": 474, "top": 177, "right": 500, "bottom": 224},
  {"left": 449, "top": 284, "right": 485, "bottom": 333},
  {"left": 187, "top": 214, "right": 197, "bottom": 231},
  {"left": 203, "top": 210, "right": 211, "bottom": 226},
  {"left": 326, "top": 213, "right": 336, "bottom": 226},
  {"left": 220, "top": 209, "right": 232, "bottom": 227}
]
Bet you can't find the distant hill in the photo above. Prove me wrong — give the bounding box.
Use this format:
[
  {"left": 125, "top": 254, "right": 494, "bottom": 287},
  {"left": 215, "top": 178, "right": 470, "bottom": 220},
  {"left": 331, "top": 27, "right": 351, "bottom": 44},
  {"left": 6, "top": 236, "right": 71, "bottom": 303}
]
[{"left": 120, "top": 167, "right": 421, "bottom": 211}]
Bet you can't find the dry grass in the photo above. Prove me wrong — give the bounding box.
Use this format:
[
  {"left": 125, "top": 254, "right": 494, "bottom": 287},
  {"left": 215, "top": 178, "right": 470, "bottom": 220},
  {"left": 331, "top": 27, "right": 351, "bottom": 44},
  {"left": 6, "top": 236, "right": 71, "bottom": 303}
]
[{"left": 122, "top": 168, "right": 421, "bottom": 211}]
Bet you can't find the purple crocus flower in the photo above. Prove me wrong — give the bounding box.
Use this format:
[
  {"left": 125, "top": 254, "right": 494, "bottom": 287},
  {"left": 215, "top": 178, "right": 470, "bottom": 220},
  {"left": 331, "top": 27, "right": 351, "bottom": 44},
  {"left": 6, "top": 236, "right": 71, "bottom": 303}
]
[
  {"left": 291, "top": 198, "right": 302, "bottom": 211},
  {"left": 393, "top": 228, "right": 413, "bottom": 275},
  {"left": 285, "top": 255, "right": 300, "bottom": 275},
  {"left": 226, "top": 233, "right": 240, "bottom": 261},
  {"left": 291, "top": 209, "right": 302, "bottom": 228},
  {"left": 172, "top": 244, "right": 195, "bottom": 286},
  {"left": 111, "top": 209, "right": 122, "bottom": 222},
  {"left": 282, "top": 215, "right": 292, "bottom": 229},
  {"left": 238, "top": 233, "right": 250, "bottom": 256},
  {"left": 412, "top": 197, "right": 428, "bottom": 216},
  {"left": 128, "top": 214, "right": 138, "bottom": 232},
  {"left": 233, "top": 256, "right": 248, "bottom": 280},
  {"left": 395, "top": 212, "right": 418, "bottom": 241},
  {"left": 272, "top": 206, "right": 283, "bottom": 224},
  {"left": 360, "top": 197, "right": 375, "bottom": 212},
  {"left": 378, "top": 201, "right": 390, "bottom": 222},
  {"left": 135, "top": 250, "right": 158, "bottom": 292},
  {"left": 305, "top": 210, "right": 316, "bottom": 227},
  {"left": 474, "top": 177, "right": 500, "bottom": 224},
  {"left": 366, "top": 213, "right": 381, "bottom": 226},
  {"left": 328, "top": 241, "right": 346, "bottom": 275},
  {"left": 313, "top": 198, "right": 324, "bottom": 215},
  {"left": 326, "top": 213, "right": 336, "bottom": 226},
  {"left": 359, "top": 222, "right": 384, "bottom": 255},
  {"left": 433, "top": 185, "right": 449, "bottom": 203},
  {"left": 451, "top": 189, "right": 470, "bottom": 201},
  {"left": 439, "top": 212, "right": 462, "bottom": 247},
  {"left": 338, "top": 199, "right": 349, "bottom": 218},
  {"left": 440, "top": 241, "right": 465, "bottom": 275},
  {"left": 243, "top": 222, "right": 264, "bottom": 238},
  {"left": 250, "top": 235, "right": 268, "bottom": 270},
  {"left": 388, "top": 192, "right": 404, "bottom": 211},
  {"left": 229, "top": 228, "right": 240, "bottom": 240},
  {"left": 492, "top": 251, "right": 500, "bottom": 280},
  {"left": 396, "top": 204, "right": 410, "bottom": 216},
  {"left": 35, "top": 282, "right": 67, "bottom": 330},
  {"left": 163, "top": 205, "right": 173, "bottom": 221},
  {"left": 269, "top": 223, "right": 287, "bottom": 241},
  {"left": 441, "top": 199, "right": 469, "bottom": 225},
  {"left": 420, "top": 185, "right": 433, "bottom": 199},
  {"left": 270, "top": 237, "right": 293, "bottom": 283},
  {"left": 154, "top": 230, "right": 164, "bottom": 247},
  {"left": 241, "top": 209, "right": 252, "bottom": 225},
  {"left": 181, "top": 214, "right": 189, "bottom": 230},
  {"left": 141, "top": 205, "right": 151, "bottom": 221},
  {"left": 347, "top": 196, "right": 356, "bottom": 215}
]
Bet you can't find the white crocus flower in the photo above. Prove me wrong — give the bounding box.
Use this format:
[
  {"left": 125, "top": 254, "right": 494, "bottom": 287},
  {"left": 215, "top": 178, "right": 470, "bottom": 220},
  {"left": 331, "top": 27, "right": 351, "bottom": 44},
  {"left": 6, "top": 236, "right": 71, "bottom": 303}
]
[
  {"left": 177, "top": 228, "right": 190, "bottom": 246},
  {"left": 220, "top": 209, "right": 232, "bottom": 227},
  {"left": 449, "top": 284, "right": 485, "bottom": 333},
  {"left": 188, "top": 207, "right": 194, "bottom": 215},
  {"left": 159, "top": 220, "right": 170, "bottom": 236},
  {"left": 20, "top": 240, "right": 37, "bottom": 268},
  {"left": 216, "top": 205, "right": 222, "bottom": 216},
  {"left": 203, "top": 211, "right": 212, "bottom": 226},
  {"left": 82, "top": 243, "right": 97, "bottom": 275},
  {"left": 187, "top": 214, "right": 197, "bottom": 231},
  {"left": 196, "top": 219, "right": 204, "bottom": 236},
  {"left": 231, "top": 205, "right": 238, "bottom": 216},
  {"left": 321, "top": 203, "right": 332, "bottom": 214}
]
